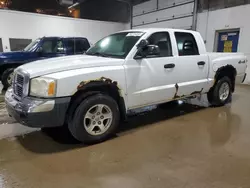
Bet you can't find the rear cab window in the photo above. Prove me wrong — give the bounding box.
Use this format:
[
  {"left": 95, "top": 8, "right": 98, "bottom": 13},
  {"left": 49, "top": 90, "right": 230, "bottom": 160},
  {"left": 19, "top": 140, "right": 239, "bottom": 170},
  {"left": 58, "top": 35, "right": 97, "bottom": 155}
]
[
  {"left": 174, "top": 32, "right": 199, "bottom": 56},
  {"left": 64, "top": 38, "right": 90, "bottom": 54},
  {"left": 75, "top": 38, "right": 90, "bottom": 54}
]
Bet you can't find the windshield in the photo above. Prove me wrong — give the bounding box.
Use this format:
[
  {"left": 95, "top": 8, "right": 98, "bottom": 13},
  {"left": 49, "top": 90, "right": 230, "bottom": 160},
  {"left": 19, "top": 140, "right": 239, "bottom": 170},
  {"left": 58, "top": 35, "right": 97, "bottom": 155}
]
[
  {"left": 86, "top": 32, "right": 144, "bottom": 58},
  {"left": 23, "top": 38, "right": 41, "bottom": 52}
]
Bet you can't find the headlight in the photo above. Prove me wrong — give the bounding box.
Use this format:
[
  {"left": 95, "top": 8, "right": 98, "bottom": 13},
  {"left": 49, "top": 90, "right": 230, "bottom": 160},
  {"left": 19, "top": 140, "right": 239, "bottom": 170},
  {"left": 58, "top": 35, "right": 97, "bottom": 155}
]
[{"left": 30, "top": 77, "right": 56, "bottom": 97}]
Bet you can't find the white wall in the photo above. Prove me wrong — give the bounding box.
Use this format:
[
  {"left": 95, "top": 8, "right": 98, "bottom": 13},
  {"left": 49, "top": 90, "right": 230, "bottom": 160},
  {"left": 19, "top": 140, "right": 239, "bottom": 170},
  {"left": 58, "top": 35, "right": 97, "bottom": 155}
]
[
  {"left": 0, "top": 10, "right": 127, "bottom": 52},
  {"left": 132, "top": 0, "right": 194, "bottom": 29},
  {"left": 197, "top": 4, "right": 250, "bottom": 84}
]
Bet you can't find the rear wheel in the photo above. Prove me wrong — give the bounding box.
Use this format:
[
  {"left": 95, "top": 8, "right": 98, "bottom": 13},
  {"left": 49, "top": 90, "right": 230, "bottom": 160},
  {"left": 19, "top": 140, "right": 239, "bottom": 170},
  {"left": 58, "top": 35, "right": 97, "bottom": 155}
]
[
  {"left": 1, "top": 68, "right": 15, "bottom": 89},
  {"left": 207, "top": 76, "right": 232, "bottom": 106},
  {"left": 68, "top": 94, "right": 120, "bottom": 144}
]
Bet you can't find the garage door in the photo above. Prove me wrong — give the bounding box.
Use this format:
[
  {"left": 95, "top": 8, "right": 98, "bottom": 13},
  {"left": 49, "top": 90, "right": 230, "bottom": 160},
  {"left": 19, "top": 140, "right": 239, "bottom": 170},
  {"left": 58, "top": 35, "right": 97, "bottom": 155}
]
[{"left": 132, "top": 0, "right": 195, "bottom": 30}]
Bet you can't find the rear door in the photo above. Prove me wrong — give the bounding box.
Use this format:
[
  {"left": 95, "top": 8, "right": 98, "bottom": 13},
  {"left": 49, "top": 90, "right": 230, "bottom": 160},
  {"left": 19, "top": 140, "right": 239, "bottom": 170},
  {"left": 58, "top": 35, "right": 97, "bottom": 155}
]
[
  {"left": 64, "top": 38, "right": 75, "bottom": 55},
  {"left": 173, "top": 32, "right": 209, "bottom": 96}
]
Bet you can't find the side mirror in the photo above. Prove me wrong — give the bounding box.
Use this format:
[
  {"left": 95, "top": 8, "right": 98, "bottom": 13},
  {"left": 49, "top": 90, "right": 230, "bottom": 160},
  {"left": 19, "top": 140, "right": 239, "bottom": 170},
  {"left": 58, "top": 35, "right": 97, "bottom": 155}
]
[
  {"left": 134, "top": 39, "right": 149, "bottom": 59},
  {"left": 134, "top": 44, "right": 160, "bottom": 59},
  {"left": 146, "top": 45, "right": 160, "bottom": 56},
  {"left": 137, "top": 39, "right": 149, "bottom": 49},
  {"left": 183, "top": 40, "right": 193, "bottom": 50},
  {"left": 36, "top": 47, "right": 43, "bottom": 53}
]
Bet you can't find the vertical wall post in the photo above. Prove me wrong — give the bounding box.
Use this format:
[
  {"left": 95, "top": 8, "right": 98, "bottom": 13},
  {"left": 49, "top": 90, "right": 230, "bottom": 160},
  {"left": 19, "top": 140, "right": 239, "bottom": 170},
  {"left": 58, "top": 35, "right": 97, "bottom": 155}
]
[
  {"left": 192, "top": 0, "right": 198, "bottom": 30},
  {"left": 115, "top": 0, "right": 133, "bottom": 28},
  {"left": 130, "top": 2, "right": 133, "bottom": 29}
]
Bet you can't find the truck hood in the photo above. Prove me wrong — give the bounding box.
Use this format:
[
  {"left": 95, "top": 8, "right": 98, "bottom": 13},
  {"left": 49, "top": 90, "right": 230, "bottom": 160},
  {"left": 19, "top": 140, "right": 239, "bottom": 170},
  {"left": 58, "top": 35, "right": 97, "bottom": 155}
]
[{"left": 18, "top": 55, "right": 124, "bottom": 78}]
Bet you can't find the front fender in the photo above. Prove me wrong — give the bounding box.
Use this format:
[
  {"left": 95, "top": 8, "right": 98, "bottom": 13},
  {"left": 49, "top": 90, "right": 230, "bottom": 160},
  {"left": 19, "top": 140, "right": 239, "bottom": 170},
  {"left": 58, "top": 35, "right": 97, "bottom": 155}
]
[{"left": 41, "top": 66, "right": 127, "bottom": 99}]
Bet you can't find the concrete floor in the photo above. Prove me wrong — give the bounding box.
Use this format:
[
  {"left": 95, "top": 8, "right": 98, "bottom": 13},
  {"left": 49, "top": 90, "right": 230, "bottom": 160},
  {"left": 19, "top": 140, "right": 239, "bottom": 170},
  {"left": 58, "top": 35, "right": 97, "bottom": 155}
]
[
  {"left": 0, "top": 85, "right": 250, "bottom": 188},
  {"left": 0, "top": 84, "right": 38, "bottom": 139}
]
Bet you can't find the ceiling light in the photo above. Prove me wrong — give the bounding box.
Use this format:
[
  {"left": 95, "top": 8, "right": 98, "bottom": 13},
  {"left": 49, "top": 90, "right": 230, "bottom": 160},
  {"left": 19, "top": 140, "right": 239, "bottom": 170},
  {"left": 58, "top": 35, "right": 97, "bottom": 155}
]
[{"left": 68, "top": 2, "right": 79, "bottom": 9}]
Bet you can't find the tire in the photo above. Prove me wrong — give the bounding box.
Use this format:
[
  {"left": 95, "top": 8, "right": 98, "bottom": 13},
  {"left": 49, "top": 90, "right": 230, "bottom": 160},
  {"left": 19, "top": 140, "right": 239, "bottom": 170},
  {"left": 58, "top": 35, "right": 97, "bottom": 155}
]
[
  {"left": 68, "top": 94, "right": 120, "bottom": 144},
  {"left": 207, "top": 76, "right": 232, "bottom": 106},
  {"left": 1, "top": 68, "right": 15, "bottom": 89}
]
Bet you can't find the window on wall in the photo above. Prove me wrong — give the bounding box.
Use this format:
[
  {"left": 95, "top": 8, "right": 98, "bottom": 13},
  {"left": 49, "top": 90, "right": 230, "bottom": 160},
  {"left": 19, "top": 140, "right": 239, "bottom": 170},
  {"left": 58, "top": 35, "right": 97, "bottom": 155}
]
[
  {"left": 9, "top": 38, "right": 32, "bottom": 51},
  {"left": 175, "top": 32, "right": 199, "bottom": 56},
  {"left": 0, "top": 39, "right": 3, "bottom": 52},
  {"left": 215, "top": 30, "right": 240, "bottom": 53}
]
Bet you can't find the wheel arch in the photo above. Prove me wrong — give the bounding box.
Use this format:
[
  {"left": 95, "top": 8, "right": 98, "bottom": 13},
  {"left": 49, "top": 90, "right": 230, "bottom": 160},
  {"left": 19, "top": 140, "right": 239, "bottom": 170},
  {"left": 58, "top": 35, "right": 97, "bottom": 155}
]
[
  {"left": 214, "top": 65, "right": 237, "bottom": 92},
  {"left": 66, "top": 77, "right": 127, "bottom": 125},
  {"left": 0, "top": 63, "right": 21, "bottom": 77}
]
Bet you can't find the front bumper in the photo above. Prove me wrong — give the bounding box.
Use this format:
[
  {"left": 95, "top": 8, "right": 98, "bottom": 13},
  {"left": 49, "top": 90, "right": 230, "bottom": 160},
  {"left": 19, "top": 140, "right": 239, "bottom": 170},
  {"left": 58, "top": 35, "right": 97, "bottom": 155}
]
[{"left": 5, "top": 88, "right": 71, "bottom": 128}]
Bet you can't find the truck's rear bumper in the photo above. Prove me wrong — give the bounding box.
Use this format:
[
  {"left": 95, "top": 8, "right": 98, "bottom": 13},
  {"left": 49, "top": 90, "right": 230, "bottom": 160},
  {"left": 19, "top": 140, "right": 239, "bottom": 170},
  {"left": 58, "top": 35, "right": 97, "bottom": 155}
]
[{"left": 5, "top": 88, "right": 71, "bottom": 128}]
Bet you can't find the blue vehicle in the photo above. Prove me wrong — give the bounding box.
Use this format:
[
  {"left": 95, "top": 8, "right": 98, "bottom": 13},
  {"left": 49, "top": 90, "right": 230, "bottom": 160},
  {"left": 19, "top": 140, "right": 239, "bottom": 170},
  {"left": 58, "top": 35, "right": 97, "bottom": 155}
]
[{"left": 0, "top": 36, "right": 90, "bottom": 89}]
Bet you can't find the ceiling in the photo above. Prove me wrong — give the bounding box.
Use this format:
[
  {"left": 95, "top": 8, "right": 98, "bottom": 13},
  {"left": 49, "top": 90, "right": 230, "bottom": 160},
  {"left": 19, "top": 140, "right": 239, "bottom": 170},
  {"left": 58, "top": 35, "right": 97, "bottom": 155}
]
[{"left": 73, "top": 0, "right": 149, "bottom": 5}]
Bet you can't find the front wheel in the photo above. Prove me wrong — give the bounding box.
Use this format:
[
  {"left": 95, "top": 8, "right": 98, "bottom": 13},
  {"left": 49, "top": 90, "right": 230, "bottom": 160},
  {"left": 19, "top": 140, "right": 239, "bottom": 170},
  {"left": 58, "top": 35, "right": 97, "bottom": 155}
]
[
  {"left": 207, "top": 76, "right": 232, "bottom": 106},
  {"left": 68, "top": 94, "right": 120, "bottom": 144},
  {"left": 1, "top": 68, "right": 15, "bottom": 89}
]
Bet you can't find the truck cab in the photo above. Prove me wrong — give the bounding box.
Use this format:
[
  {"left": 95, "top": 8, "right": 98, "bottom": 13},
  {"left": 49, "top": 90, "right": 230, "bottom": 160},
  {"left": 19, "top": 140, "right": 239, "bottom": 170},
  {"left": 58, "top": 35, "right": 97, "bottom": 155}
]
[
  {"left": 5, "top": 28, "right": 247, "bottom": 144},
  {"left": 0, "top": 36, "right": 90, "bottom": 89}
]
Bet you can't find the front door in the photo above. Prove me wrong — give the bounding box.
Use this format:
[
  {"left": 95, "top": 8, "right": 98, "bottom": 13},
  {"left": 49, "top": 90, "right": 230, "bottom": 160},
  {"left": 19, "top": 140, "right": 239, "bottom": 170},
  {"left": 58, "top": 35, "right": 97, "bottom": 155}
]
[
  {"left": 125, "top": 32, "right": 177, "bottom": 108},
  {"left": 39, "top": 38, "right": 66, "bottom": 59}
]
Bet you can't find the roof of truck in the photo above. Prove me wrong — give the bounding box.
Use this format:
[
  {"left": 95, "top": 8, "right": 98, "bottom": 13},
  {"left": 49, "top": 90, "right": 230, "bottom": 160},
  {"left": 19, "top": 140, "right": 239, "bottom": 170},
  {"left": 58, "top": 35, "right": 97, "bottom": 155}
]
[
  {"left": 42, "top": 36, "right": 88, "bottom": 39},
  {"left": 120, "top": 28, "right": 198, "bottom": 34}
]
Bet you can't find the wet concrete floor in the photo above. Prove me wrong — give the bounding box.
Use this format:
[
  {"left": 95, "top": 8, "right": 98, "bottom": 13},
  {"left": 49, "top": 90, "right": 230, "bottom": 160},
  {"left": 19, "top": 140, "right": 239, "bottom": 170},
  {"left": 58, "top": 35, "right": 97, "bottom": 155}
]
[{"left": 0, "top": 85, "right": 250, "bottom": 188}]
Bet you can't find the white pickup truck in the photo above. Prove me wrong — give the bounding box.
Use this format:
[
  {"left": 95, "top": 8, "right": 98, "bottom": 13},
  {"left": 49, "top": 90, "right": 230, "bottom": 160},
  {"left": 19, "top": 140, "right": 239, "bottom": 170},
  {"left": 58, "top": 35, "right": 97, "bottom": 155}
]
[{"left": 5, "top": 28, "right": 247, "bottom": 144}]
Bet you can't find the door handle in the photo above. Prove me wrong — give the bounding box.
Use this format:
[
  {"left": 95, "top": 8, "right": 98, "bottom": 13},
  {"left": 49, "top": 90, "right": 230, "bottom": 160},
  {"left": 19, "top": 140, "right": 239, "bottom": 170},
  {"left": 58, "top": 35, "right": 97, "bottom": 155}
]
[
  {"left": 197, "top": 61, "right": 206, "bottom": 66},
  {"left": 164, "top": 64, "right": 175, "bottom": 69}
]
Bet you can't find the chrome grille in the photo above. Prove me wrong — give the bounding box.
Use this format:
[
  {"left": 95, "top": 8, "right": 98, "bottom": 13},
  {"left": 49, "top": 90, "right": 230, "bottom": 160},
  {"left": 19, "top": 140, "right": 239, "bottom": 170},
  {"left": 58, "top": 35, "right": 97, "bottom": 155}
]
[
  {"left": 13, "top": 73, "right": 25, "bottom": 98},
  {"left": 16, "top": 74, "right": 24, "bottom": 85},
  {"left": 16, "top": 85, "right": 23, "bottom": 97}
]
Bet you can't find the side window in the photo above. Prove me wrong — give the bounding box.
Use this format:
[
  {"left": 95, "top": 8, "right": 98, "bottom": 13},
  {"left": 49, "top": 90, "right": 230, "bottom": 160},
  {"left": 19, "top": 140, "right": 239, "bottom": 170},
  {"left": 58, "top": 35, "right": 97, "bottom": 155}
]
[
  {"left": 75, "top": 39, "right": 90, "bottom": 53},
  {"left": 147, "top": 32, "right": 172, "bottom": 57},
  {"left": 64, "top": 38, "right": 75, "bottom": 54},
  {"left": 56, "top": 40, "right": 64, "bottom": 53},
  {"left": 41, "top": 39, "right": 64, "bottom": 53},
  {"left": 82, "top": 38, "right": 90, "bottom": 51},
  {"left": 175, "top": 32, "right": 199, "bottom": 56}
]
